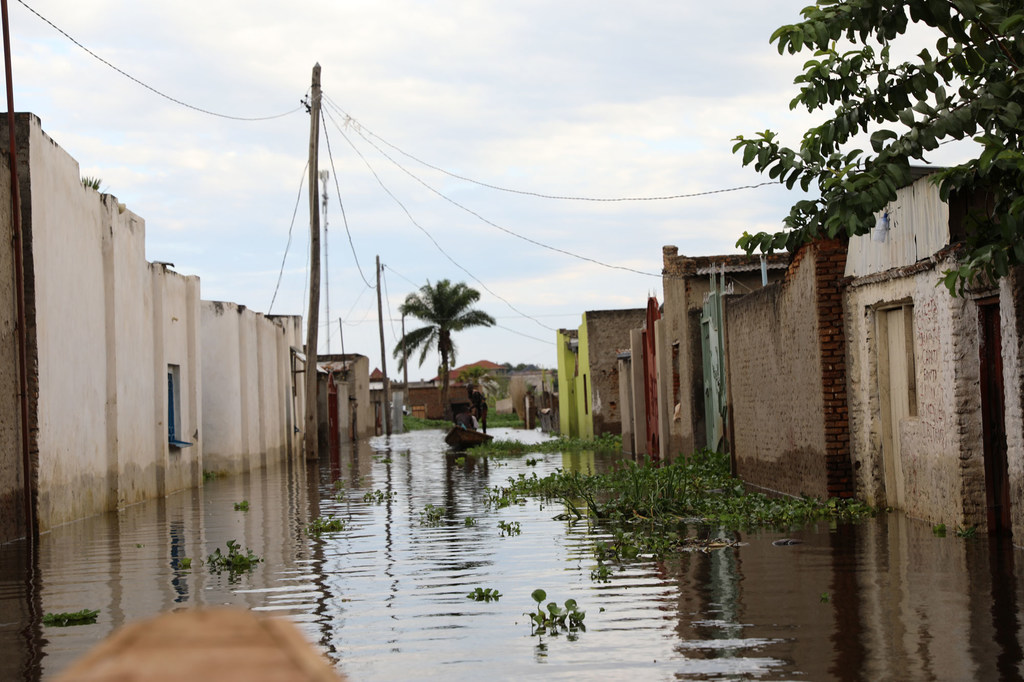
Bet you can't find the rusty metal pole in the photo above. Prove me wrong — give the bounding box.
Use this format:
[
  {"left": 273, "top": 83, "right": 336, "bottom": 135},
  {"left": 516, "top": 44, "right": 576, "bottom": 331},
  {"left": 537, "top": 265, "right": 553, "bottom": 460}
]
[{"left": 3, "top": 0, "right": 35, "bottom": 538}]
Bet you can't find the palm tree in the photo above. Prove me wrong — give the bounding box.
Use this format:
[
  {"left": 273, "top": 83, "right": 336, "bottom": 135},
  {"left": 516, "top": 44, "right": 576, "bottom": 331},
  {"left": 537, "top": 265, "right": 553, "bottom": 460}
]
[{"left": 393, "top": 280, "right": 496, "bottom": 419}]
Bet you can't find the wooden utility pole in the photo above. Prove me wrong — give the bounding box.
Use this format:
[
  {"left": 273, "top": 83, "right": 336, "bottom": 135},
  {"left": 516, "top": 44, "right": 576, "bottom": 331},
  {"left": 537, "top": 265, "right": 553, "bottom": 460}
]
[
  {"left": 303, "top": 63, "right": 322, "bottom": 461},
  {"left": 376, "top": 256, "right": 392, "bottom": 436}
]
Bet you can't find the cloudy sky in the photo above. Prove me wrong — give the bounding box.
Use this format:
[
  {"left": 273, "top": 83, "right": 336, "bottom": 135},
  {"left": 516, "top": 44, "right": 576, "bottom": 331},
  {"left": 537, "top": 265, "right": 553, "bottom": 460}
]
[{"left": 8, "top": 1, "right": 964, "bottom": 380}]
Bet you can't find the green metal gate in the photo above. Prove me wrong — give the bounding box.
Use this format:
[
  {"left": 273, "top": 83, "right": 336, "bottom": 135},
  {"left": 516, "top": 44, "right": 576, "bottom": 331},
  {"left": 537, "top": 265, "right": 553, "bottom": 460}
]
[{"left": 700, "top": 267, "right": 729, "bottom": 453}]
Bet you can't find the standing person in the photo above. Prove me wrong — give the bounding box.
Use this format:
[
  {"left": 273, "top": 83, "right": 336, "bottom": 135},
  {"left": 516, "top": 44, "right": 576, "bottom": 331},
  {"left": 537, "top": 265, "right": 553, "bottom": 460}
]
[{"left": 470, "top": 386, "right": 488, "bottom": 434}]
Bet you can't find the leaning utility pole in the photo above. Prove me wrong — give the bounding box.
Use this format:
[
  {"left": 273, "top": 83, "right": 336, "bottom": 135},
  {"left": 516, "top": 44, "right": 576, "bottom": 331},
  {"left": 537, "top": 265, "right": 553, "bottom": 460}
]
[
  {"left": 303, "top": 63, "right": 322, "bottom": 461},
  {"left": 376, "top": 256, "right": 392, "bottom": 436}
]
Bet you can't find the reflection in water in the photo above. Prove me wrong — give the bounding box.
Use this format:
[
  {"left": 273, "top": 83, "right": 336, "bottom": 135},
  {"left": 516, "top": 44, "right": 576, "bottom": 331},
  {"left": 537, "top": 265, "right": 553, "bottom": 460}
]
[{"left": 1, "top": 428, "right": 1024, "bottom": 680}]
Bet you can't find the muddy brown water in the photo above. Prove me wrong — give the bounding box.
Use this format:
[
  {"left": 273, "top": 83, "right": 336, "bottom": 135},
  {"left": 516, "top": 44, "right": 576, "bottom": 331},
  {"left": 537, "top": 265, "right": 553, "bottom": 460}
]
[{"left": 1, "top": 428, "right": 1022, "bottom": 681}]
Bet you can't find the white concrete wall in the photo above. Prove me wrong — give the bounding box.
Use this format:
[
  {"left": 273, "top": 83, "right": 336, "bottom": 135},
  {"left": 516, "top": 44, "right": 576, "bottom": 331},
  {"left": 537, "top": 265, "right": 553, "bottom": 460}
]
[
  {"left": 201, "top": 302, "right": 301, "bottom": 473},
  {"left": 10, "top": 114, "right": 301, "bottom": 533},
  {"left": 19, "top": 114, "right": 203, "bottom": 531}
]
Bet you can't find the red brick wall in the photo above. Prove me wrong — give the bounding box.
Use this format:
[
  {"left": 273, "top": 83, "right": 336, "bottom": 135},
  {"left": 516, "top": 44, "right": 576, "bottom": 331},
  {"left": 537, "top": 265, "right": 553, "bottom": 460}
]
[{"left": 815, "top": 240, "right": 854, "bottom": 498}]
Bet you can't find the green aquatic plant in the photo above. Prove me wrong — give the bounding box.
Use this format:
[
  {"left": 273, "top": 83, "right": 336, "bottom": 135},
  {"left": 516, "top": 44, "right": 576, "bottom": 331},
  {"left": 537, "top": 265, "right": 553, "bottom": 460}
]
[
  {"left": 43, "top": 609, "right": 100, "bottom": 627},
  {"left": 956, "top": 525, "right": 978, "bottom": 538},
  {"left": 206, "top": 540, "right": 262, "bottom": 574},
  {"left": 363, "top": 489, "right": 396, "bottom": 504},
  {"left": 933, "top": 523, "right": 947, "bottom": 537},
  {"left": 501, "top": 450, "right": 873, "bottom": 531},
  {"left": 467, "top": 587, "right": 502, "bottom": 602},
  {"left": 179, "top": 557, "right": 192, "bottom": 570},
  {"left": 455, "top": 456, "right": 466, "bottom": 466},
  {"left": 307, "top": 516, "right": 346, "bottom": 535},
  {"left": 234, "top": 500, "right": 249, "bottom": 512},
  {"left": 420, "top": 504, "right": 446, "bottom": 526},
  {"left": 525, "top": 457, "right": 540, "bottom": 466},
  {"left": 498, "top": 520, "right": 521, "bottom": 536},
  {"left": 526, "top": 589, "right": 585, "bottom": 636},
  {"left": 464, "top": 517, "right": 477, "bottom": 527}
]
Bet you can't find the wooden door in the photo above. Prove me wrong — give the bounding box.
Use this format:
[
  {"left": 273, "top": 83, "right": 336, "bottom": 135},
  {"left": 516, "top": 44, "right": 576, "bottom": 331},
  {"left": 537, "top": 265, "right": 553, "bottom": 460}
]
[
  {"left": 877, "top": 306, "right": 915, "bottom": 508},
  {"left": 979, "top": 300, "right": 1010, "bottom": 535}
]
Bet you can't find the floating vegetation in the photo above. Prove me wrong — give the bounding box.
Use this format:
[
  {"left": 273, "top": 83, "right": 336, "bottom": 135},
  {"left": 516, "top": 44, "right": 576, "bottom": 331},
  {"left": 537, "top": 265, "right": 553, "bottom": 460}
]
[
  {"left": 502, "top": 449, "right": 873, "bottom": 531},
  {"left": 526, "top": 589, "right": 585, "bottom": 637},
  {"left": 956, "top": 525, "right": 978, "bottom": 538},
  {"left": 467, "top": 587, "right": 502, "bottom": 602},
  {"left": 307, "top": 516, "right": 346, "bottom": 535},
  {"left": 455, "top": 456, "right": 466, "bottom": 466},
  {"left": 498, "top": 520, "right": 521, "bottom": 536},
  {"left": 234, "top": 500, "right": 249, "bottom": 512},
  {"left": 43, "top": 609, "right": 100, "bottom": 627},
  {"left": 363, "top": 489, "right": 396, "bottom": 504},
  {"left": 932, "top": 523, "right": 947, "bottom": 536},
  {"left": 206, "top": 540, "right": 262, "bottom": 575},
  {"left": 494, "top": 449, "right": 873, "bottom": 580},
  {"left": 202, "top": 470, "right": 224, "bottom": 482},
  {"left": 470, "top": 433, "right": 621, "bottom": 458},
  {"left": 179, "top": 557, "right": 192, "bottom": 570},
  {"left": 420, "top": 504, "right": 446, "bottom": 526},
  {"left": 525, "top": 457, "right": 540, "bottom": 466},
  {"left": 484, "top": 486, "right": 526, "bottom": 509},
  {"left": 464, "top": 517, "right": 477, "bottom": 526}
]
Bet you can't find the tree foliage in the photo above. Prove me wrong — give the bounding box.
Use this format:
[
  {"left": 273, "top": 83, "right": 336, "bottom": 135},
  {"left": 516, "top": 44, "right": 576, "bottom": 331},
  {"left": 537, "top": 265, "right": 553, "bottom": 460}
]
[
  {"left": 733, "top": 0, "right": 1024, "bottom": 294},
  {"left": 393, "top": 279, "right": 495, "bottom": 417}
]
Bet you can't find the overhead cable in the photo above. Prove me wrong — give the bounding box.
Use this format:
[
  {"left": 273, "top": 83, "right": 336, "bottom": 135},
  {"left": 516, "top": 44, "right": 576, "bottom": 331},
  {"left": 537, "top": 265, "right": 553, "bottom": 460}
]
[
  {"left": 17, "top": 0, "right": 303, "bottom": 121},
  {"left": 322, "top": 122, "right": 375, "bottom": 289},
  {"left": 325, "top": 99, "right": 775, "bottom": 202},
  {"left": 322, "top": 95, "right": 661, "bottom": 279},
  {"left": 322, "top": 107, "right": 556, "bottom": 332},
  {"left": 268, "top": 161, "right": 309, "bottom": 314}
]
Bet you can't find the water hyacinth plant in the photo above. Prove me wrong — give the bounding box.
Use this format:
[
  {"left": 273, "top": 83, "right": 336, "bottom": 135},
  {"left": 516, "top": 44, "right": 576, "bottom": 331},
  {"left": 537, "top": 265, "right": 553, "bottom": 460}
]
[
  {"left": 526, "top": 589, "right": 585, "bottom": 636},
  {"left": 43, "top": 609, "right": 100, "bottom": 627}
]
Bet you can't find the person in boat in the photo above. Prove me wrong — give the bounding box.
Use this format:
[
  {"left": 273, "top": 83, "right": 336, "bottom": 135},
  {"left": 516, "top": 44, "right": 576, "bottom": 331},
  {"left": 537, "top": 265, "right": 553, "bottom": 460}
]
[
  {"left": 454, "top": 409, "right": 478, "bottom": 430},
  {"left": 469, "top": 386, "right": 488, "bottom": 434}
]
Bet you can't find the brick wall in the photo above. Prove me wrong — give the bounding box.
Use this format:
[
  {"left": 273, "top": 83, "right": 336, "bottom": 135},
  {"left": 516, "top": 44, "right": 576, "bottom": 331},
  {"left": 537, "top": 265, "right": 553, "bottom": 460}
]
[
  {"left": 816, "top": 240, "right": 855, "bottom": 497},
  {"left": 725, "top": 239, "right": 851, "bottom": 498}
]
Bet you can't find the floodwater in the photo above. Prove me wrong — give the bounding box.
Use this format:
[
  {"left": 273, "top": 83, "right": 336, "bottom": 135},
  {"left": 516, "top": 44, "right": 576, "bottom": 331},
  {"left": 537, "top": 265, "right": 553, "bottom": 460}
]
[{"left": 2, "top": 428, "right": 1023, "bottom": 681}]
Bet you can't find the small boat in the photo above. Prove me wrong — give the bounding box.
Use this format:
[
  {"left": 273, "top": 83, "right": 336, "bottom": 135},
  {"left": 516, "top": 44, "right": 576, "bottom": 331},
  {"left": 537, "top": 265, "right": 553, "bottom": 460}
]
[{"left": 445, "top": 427, "right": 493, "bottom": 450}]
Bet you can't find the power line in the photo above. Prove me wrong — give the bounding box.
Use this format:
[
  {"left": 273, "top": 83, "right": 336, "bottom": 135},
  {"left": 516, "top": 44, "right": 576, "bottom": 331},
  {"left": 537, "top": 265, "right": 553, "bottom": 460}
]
[
  {"left": 322, "top": 95, "right": 662, "bottom": 279},
  {"left": 268, "top": 161, "right": 308, "bottom": 314},
  {"left": 325, "top": 99, "right": 776, "bottom": 202},
  {"left": 494, "top": 323, "right": 555, "bottom": 346},
  {"left": 380, "top": 265, "right": 401, "bottom": 345},
  {"left": 17, "top": 0, "right": 303, "bottom": 121},
  {"left": 322, "top": 121, "right": 375, "bottom": 289},
  {"left": 321, "top": 106, "right": 556, "bottom": 332}
]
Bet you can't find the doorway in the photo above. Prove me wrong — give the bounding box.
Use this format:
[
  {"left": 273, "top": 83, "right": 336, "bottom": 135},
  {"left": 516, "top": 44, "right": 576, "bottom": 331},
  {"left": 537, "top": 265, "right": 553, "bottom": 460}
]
[
  {"left": 876, "top": 305, "right": 916, "bottom": 509},
  {"left": 978, "top": 299, "right": 1010, "bottom": 535}
]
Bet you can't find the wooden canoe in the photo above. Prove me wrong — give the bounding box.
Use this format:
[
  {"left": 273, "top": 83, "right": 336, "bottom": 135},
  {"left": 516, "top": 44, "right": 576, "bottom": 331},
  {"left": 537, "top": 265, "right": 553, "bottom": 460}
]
[
  {"left": 54, "top": 607, "right": 344, "bottom": 682},
  {"left": 444, "top": 427, "right": 493, "bottom": 450}
]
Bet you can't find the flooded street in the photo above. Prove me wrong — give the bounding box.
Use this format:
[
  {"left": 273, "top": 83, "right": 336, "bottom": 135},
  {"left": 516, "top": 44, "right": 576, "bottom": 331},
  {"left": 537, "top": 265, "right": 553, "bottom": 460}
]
[{"left": 2, "top": 428, "right": 1024, "bottom": 681}]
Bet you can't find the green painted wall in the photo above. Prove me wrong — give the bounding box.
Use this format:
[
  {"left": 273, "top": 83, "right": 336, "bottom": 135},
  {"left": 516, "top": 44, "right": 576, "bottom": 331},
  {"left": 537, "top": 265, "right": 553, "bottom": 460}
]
[
  {"left": 556, "top": 329, "right": 578, "bottom": 437},
  {"left": 576, "top": 314, "right": 594, "bottom": 439}
]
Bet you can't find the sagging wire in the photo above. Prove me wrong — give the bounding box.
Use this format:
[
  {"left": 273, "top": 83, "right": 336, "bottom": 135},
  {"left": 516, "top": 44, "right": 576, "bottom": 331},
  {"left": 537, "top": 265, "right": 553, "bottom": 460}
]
[
  {"left": 17, "top": 0, "right": 304, "bottom": 121},
  {"left": 268, "top": 161, "right": 309, "bottom": 314},
  {"left": 321, "top": 106, "right": 556, "bottom": 333}
]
